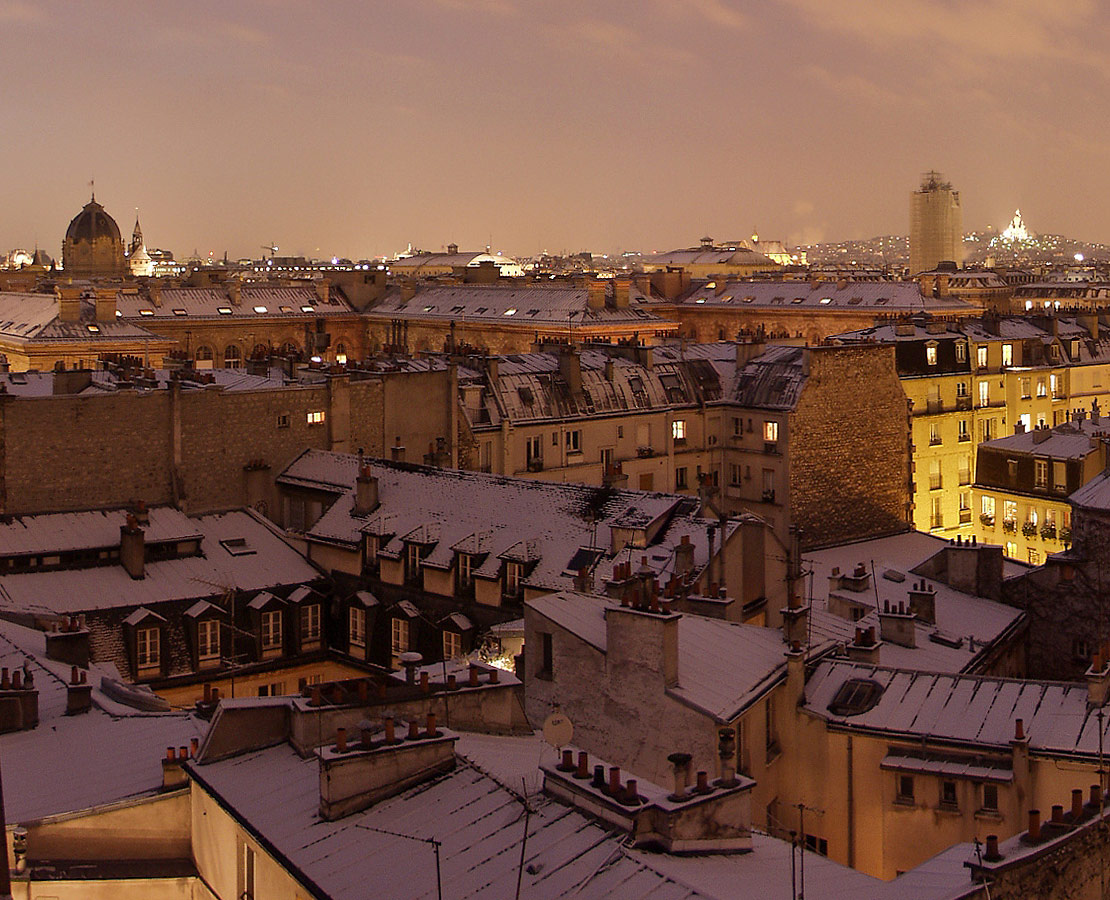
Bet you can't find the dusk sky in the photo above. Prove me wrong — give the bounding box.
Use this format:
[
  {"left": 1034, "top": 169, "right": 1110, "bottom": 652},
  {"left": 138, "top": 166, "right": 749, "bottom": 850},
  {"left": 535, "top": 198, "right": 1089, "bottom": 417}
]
[{"left": 3, "top": 0, "right": 1109, "bottom": 259}]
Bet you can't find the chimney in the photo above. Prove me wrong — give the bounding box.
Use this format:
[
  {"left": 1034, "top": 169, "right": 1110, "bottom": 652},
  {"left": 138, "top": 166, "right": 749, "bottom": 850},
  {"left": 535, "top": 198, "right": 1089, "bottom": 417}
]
[
  {"left": 605, "top": 605, "right": 679, "bottom": 688},
  {"left": 227, "top": 280, "right": 241, "bottom": 306},
  {"left": 1093, "top": 399, "right": 1102, "bottom": 425},
  {"left": 1087, "top": 651, "right": 1110, "bottom": 708},
  {"left": 56, "top": 286, "right": 82, "bottom": 322},
  {"left": 353, "top": 465, "right": 379, "bottom": 516},
  {"left": 400, "top": 282, "right": 417, "bottom": 302},
  {"left": 736, "top": 339, "right": 766, "bottom": 370},
  {"left": 604, "top": 359, "right": 615, "bottom": 382},
  {"left": 558, "top": 345, "right": 583, "bottom": 395},
  {"left": 65, "top": 667, "right": 92, "bottom": 715},
  {"left": 878, "top": 600, "right": 915, "bottom": 648},
  {"left": 45, "top": 618, "right": 90, "bottom": 668},
  {"left": 149, "top": 280, "right": 163, "bottom": 308},
  {"left": 120, "top": 514, "right": 145, "bottom": 579},
  {"left": 315, "top": 278, "right": 331, "bottom": 304},
  {"left": 95, "top": 288, "right": 118, "bottom": 323},
  {"left": 945, "top": 542, "right": 1004, "bottom": 602},
  {"left": 391, "top": 437, "right": 405, "bottom": 462},
  {"left": 674, "top": 534, "right": 694, "bottom": 578},
  {"left": 907, "top": 580, "right": 936, "bottom": 625},
  {"left": 447, "top": 242, "right": 458, "bottom": 255},
  {"left": 613, "top": 277, "right": 631, "bottom": 308},
  {"left": 846, "top": 626, "right": 882, "bottom": 665},
  {"left": 586, "top": 280, "right": 606, "bottom": 310}
]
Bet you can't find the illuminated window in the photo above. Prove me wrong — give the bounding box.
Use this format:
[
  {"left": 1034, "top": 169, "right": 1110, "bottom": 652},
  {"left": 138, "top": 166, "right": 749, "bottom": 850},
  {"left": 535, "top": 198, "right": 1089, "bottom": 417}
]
[
  {"left": 925, "top": 343, "right": 938, "bottom": 366},
  {"left": 978, "top": 381, "right": 989, "bottom": 407},
  {"left": 261, "top": 611, "right": 282, "bottom": 650},
  {"left": 763, "top": 420, "right": 778, "bottom": 442},
  {"left": 86, "top": 324, "right": 100, "bottom": 333},
  {"left": 672, "top": 419, "right": 687, "bottom": 442},
  {"left": 443, "top": 631, "right": 462, "bottom": 659},
  {"left": 253, "top": 306, "right": 268, "bottom": 314},
  {"left": 981, "top": 495, "right": 995, "bottom": 518},
  {"left": 139, "top": 309, "right": 154, "bottom": 317},
  {"left": 307, "top": 410, "right": 325, "bottom": 426},
  {"left": 172, "top": 308, "right": 187, "bottom": 316},
  {"left": 217, "top": 307, "right": 232, "bottom": 315},
  {"left": 279, "top": 306, "right": 293, "bottom": 313},
  {"left": 1037, "top": 377, "right": 1047, "bottom": 398},
  {"left": 335, "top": 343, "right": 347, "bottom": 365},
  {"left": 503, "top": 308, "right": 517, "bottom": 316},
  {"left": 300, "top": 305, "right": 314, "bottom": 313},
  {"left": 1001, "top": 343, "right": 1013, "bottom": 366},
  {"left": 349, "top": 606, "right": 366, "bottom": 648},
  {"left": 977, "top": 346, "right": 988, "bottom": 368}
]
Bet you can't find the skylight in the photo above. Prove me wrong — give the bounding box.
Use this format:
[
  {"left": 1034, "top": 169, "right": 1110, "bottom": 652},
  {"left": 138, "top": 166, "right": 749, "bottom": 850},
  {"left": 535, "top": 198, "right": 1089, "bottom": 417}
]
[
  {"left": 504, "top": 308, "right": 517, "bottom": 316},
  {"left": 253, "top": 306, "right": 268, "bottom": 313},
  {"left": 217, "top": 307, "right": 232, "bottom": 315},
  {"left": 140, "top": 309, "right": 154, "bottom": 316}
]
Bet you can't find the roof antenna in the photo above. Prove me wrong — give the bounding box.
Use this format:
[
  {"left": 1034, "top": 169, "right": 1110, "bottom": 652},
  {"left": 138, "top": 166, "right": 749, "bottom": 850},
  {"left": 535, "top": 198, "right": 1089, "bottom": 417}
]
[{"left": 89, "top": 178, "right": 95, "bottom": 202}]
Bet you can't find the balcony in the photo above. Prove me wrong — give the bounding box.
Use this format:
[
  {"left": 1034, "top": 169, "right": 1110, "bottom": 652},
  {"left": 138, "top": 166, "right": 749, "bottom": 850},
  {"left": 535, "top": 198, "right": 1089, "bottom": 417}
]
[
  {"left": 929, "top": 476, "right": 943, "bottom": 491},
  {"left": 958, "top": 471, "right": 971, "bottom": 486},
  {"left": 926, "top": 399, "right": 944, "bottom": 414},
  {"left": 1002, "top": 519, "right": 1017, "bottom": 534},
  {"left": 930, "top": 516, "right": 944, "bottom": 530},
  {"left": 527, "top": 458, "right": 544, "bottom": 473},
  {"left": 636, "top": 446, "right": 654, "bottom": 458},
  {"left": 761, "top": 488, "right": 776, "bottom": 503},
  {"left": 958, "top": 433, "right": 971, "bottom": 442},
  {"left": 960, "top": 508, "right": 972, "bottom": 524},
  {"left": 1022, "top": 522, "right": 1038, "bottom": 539},
  {"left": 980, "top": 513, "right": 995, "bottom": 528},
  {"left": 1040, "top": 523, "right": 1057, "bottom": 541},
  {"left": 763, "top": 441, "right": 779, "bottom": 455},
  {"left": 956, "top": 396, "right": 972, "bottom": 411}
]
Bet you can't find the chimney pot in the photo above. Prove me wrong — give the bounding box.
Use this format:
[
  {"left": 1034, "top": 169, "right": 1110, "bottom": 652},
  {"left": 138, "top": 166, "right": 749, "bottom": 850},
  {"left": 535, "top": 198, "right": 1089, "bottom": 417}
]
[
  {"left": 311, "top": 686, "right": 322, "bottom": 707},
  {"left": 178, "top": 746, "right": 188, "bottom": 760},
  {"left": 420, "top": 671, "right": 430, "bottom": 693},
  {"left": 592, "top": 765, "right": 606, "bottom": 789},
  {"left": 447, "top": 673, "right": 457, "bottom": 690},
  {"left": 1027, "top": 809, "right": 1041, "bottom": 841},
  {"left": 985, "top": 834, "right": 1000, "bottom": 861},
  {"left": 488, "top": 668, "right": 499, "bottom": 684},
  {"left": 190, "top": 737, "right": 199, "bottom": 757},
  {"left": 624, "top": 779, "right": 639, "bottom": 804},
  {"left": 608, "top": 766, "right": 621, "bottom": 796},
  {"left": 384, "top": 714, "right": 396, "bottom": 744},
  {"left": 10, "top": 671, "right": 19, "bottom": 690},
  {"left": 70, "top": 666, "right": 79, "bottom": 684},
  {"left": 165, "top": 746, "right": 175, "bottom": 761},
  {"left": 1015, "top": 718, "right": 1025, "bottom": 741},
  {"left": 696, "top": 770, "right": 710, "bottom": 793},
  {"left": 1091, "top": 784, "right": 1103, "bottom": 807},
  {"left": 559, "top": 749, "right": 574, "bottom": 771},
  {"left": 407, "top": 719, "right": 420, "bottom": 740},
  {"left": 576, "top": 751, "right": 589, "bottom": 779},
  {"left": 426, "top": 712, "right": 437, "bottom": 736},
  {"left": 1072, "top": 788, "right": 1084, "bottom": 819},
  {"left": 211, "top": 687, "right": 220, "bottom": 701},
  {"left": 469, "top": 664, "right": 480, "bottom": 687},
  {"left": 1051, "top": 804, "right": 1064, "bottom": 824},
  {"left": 336, "top": 727, "right": 347, "bottom": 753},
  {"left": 203, "top": 683, "right": 212, "bottom": 703}
]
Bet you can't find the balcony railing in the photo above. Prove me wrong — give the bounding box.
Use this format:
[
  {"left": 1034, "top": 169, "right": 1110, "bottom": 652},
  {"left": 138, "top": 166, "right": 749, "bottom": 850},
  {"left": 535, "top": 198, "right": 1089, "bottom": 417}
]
[
  {"left": 1002, "top": 519, "right": 1017, "bottom": 534},
  {"left": 980, "top": 513, "right": 995, "bottom": 528},
  {"left": 956, "top": 396, "right": 972, "bottom": 411},
  {"left": 527, "top": 458, "right": 544, "bottom": 472},
  {"left": 959, "top": 508, "right": 972, "bottom": 524},
  {"left": 929, "top": 476, "right": 943, "bottom": 490},
  {"left": 926, "top": 399, "right": 944, "bottom": 414}
]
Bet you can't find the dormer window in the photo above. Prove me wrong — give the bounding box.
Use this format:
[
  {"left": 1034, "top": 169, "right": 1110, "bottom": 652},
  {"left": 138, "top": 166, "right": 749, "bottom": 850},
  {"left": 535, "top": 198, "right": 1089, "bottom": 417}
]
[
  {"left": 504, "top": 560, "right": 523, "bottom": 598},
  {"left": 137, "top": 626, "right": 160, "bottom": 671},
  {"left": 925, "top": 341, "right": 938, "bottom": 366},
  {"left": 457, "top": 552, "right": 474, "bottom": 592},
  {"left": 349, "top": 607, "right": 366, "bottom": 649},
  {"left": 391, "top": 617, "right": 410, "bottom": 654},
  {"left": 261, "top": 610, "right": 282, "bottom": 656},
  {"left": 955, "top": 341, "right": 967, "bottom": 363},
  {"left": 198, "top": 620, "right": 220, "bottom": 666},
  {"left": 300, "top": 603, "right": 321, "bottom": 647}
]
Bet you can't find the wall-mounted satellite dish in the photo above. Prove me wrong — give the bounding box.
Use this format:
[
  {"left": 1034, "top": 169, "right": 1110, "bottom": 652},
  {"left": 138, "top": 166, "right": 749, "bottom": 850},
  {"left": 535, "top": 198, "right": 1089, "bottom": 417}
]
[{"left": 542, "top": 712, "right": 573, "bottom": 748}]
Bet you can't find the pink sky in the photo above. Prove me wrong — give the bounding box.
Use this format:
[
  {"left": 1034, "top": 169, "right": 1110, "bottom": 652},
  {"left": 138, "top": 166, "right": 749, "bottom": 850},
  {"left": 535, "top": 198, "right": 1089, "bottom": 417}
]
[{"left": 3, "top": 0, "right": 1109, "bottom": 259}]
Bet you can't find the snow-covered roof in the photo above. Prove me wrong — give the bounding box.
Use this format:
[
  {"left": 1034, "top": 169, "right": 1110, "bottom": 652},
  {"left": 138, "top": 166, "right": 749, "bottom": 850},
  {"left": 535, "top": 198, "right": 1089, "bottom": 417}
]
[
  {"left": 115, "top": 284, "right": 356, "bottom": 322},
  {"left": 280, "top": 451, "right": 740, "bottom": 593},
  {"left": 0, "top": 292, "right": 166, "bottom": 344},
  {"left": 0, "top": 618, "right": 204, "bottom": 822},
  {"left": 527, "top": 591, "right": 818, "bottom": 721},
  {"left": 656, "top": 279, "right": 971, "bottom": 312},
  {"left": 803, "top": 531, "right": 1026, "bottom": 674},
  {"left": 0, "top": 506, "right": 199, "bottom": 557},
  {"left": 189, "top": 731, "right": 894, "bottom": 900},
  {"left": 1070, "top": 470, "right": 1110, "bottom": 510},
  {"left": 0, "top": 510, "right": 319, "bottom": 615},
  {"left": 806, "top": 659, "right": 1110, "bottom": 759}
]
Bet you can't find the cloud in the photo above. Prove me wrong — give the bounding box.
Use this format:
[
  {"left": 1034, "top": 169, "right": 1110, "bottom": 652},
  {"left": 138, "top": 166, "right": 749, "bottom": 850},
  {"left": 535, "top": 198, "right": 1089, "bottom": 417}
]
[
  {"left": 778, "top": 0, "right": 1110, "bottom": 78},
  {"left": 427, "top": 0, "right": 519, "bottom": 13},
  {"left": 553, "top": 18, "right": 696, "bottom": 67},
  {"left": 802, "top": 63, "right": 903, "bottom": 106},
  {"left": 681, "top": 0, "right": 747, "bottom": 30}
]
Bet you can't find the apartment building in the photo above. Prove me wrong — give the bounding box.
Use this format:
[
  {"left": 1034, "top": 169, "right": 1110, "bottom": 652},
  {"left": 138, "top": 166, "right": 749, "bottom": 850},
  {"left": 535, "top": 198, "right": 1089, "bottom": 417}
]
[{"left": 834, "top": 312, "right": 1110, "bottom": 538}]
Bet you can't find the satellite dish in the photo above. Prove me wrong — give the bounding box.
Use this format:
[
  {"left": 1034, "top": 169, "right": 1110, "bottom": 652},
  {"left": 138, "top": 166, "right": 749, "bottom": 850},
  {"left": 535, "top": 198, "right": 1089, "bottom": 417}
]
[{"left": 542, "top": 712, "right": 574, "bottom": 748}]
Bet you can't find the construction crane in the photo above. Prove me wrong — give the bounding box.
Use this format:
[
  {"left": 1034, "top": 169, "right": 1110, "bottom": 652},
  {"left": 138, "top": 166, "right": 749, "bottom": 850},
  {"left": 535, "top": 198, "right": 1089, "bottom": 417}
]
[{"left": 261, "top": 243, "right": 278, "bottom": 259}]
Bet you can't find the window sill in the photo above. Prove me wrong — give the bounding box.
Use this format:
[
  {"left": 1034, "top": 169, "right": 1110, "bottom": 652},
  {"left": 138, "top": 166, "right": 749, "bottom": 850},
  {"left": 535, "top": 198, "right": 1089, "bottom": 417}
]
[
  {"left": 975, "top": 809, "right": 1003, "bottom": 822},
  {"left": 937, "top": 803, "right": 961, "bottom": 815},
  {"left": 893, "top": 797, "right": 916, "bottom": 807}
]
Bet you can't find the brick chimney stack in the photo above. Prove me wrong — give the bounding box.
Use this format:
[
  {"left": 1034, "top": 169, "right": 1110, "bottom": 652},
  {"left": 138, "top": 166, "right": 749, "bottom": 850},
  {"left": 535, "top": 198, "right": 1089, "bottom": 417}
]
[{"left": 120, "top": 514, "right": 145, "bottom": 579}]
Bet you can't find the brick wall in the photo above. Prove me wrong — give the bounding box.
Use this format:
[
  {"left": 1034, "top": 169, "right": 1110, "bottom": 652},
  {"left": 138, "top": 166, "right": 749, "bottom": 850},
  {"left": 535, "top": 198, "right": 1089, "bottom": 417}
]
[{"left": 789, "top": 345, "right": 912, "bottom": 548}]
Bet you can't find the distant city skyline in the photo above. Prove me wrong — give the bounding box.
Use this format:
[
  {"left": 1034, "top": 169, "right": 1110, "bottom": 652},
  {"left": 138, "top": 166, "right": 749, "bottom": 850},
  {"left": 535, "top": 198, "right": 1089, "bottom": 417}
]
[{"left": 4, "top": 0, "right": 1110, "bottom": 258}]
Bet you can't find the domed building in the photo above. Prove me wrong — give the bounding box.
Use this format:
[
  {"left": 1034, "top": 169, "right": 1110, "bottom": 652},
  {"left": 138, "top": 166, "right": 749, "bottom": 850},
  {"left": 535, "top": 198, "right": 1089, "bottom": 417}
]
[{"left": 62, "top": 194, "right": 127, "bottom": 277}]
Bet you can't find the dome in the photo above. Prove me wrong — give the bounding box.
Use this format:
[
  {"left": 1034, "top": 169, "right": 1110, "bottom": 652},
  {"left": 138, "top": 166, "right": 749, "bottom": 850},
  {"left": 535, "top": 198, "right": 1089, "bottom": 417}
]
[{"left": 65, "top": 198, "right": 123, "bottom": 246}]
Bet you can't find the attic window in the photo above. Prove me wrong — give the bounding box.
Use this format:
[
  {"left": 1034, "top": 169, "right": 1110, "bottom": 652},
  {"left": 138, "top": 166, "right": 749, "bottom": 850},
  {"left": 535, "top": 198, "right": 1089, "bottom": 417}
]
[
  {"left": 820, "top": 297, "right": 832, "bottom": 304},
  {"left": 423, "top": 306, "right": 434, "bottom": 312},
  {"left": 217, "top": 307, "right": 233, "bottom": 315},
  {"left": 504, "top": 308, "right": 517, "bottom": 316},
  {"left": 172, "top": 308, "right": 187, "bottom": 316},
  {"left": 474, "top": 307, "right": 488, "bottom": 314},
  {"left": 517, "top": 387, "right": 534, "bottom": 405},
  {"left": 300, "top": 305, "right": 315, "bottom": 313},
  {"left": 792, "top": 296, "right": 805, "bottom": 304},
  {"left": 86, "top": 324, "right": 100, "bottom": 333},
  {"left": 253, "top": 306, "right": 268, "bottom": 314},
  {"left": 279, "top": 305, "right": 293, "bottom": 313},
  {"left": 828, "top": 678, "right": 884, "bottom": 716},
  {"left": 139, "top": 309, "right": 154, "bottom": 316},
  {"left": 695, "top": 298, "right": 706, "bottom": 304},
  {"left": 219, "top": 537, "right": 256, "bottom": 556}
]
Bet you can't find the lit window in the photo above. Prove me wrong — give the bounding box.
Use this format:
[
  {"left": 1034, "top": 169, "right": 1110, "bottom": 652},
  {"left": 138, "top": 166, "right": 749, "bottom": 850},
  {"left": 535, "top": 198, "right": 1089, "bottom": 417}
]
[
  {"left": 217, "top": 307, "right": 232, "bottom": 315},
  {"left": 300, "top": 604, "right": 321, "bottom": 641},
  {"left": 763, "top": 420, "right": 778, "bottom": 442},
  {"left": 977, "top": 346, "right": 988, "bottom": 368},
  {"left": 820, "top": 297, "right": 832, "bottom": 304},
  {"left": 926, "top": 343, "right": 938, "bottom": 366},
  {"left": 172, "top": 308, "right": 187, "bottom": 316},
  {"left": 1002, "top": 343, "right": 1013, "bottom": 366},
  {"left": 300, "top": 305, "right": 315, "bottom": 313},
  {"left": 253, "top": 306, "right": 268, "bottom": 314},
  {"left": 86, "top": 324, "right": 100, "bottom": 333},
  {"left": 672, "top": 419, "right": 687, "bottom": 442},
  {"left": 391, "top": 617, "right": 409, "bottom": 654},
  {"left": 139, "top": 309, "right": 154, "bottom": 316},
  {"left": 349, "top": 606, "right": 366, "bottom": 648},
  {"left": 443, "top": 631, "right": 462, "bottom": 659},
  {"left": 198, "top": 620, "right": 220, "bottom": 662},
  {"left": 978, "top": 381, "right": 990, "bottom": 407},
  {"left": 503, "top": 308, "right": 517, "bottom": 316},
  {"left": 136, "top": 626, "right": 160, "bottom": 668},
  {"left": 279, "top": 306, "right": 292, "bottom": 313},
  {"left": 504, "top": 561, "right": 522, "bottom": 597},
  {"left": 307, "top": 410, "right": 326, "bottom": 426},
  {"left": 261, "top": 611, "right": 282, "bottom": 650}
]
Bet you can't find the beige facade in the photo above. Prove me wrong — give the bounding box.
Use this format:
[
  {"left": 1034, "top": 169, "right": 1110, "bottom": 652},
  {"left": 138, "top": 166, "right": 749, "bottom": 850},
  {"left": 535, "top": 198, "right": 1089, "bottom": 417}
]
[{"left": 910, "top": 171, "right": 964, "bottom": 274}]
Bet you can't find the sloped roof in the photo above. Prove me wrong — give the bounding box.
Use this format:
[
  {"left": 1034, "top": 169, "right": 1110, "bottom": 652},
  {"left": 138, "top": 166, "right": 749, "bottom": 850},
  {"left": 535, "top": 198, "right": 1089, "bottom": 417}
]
[
  {"left": 116, "top": 285, "right": 356, "bottom": 322},
  {"left": 657, "top": 279, "right": 971, "bottom": 312}
]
